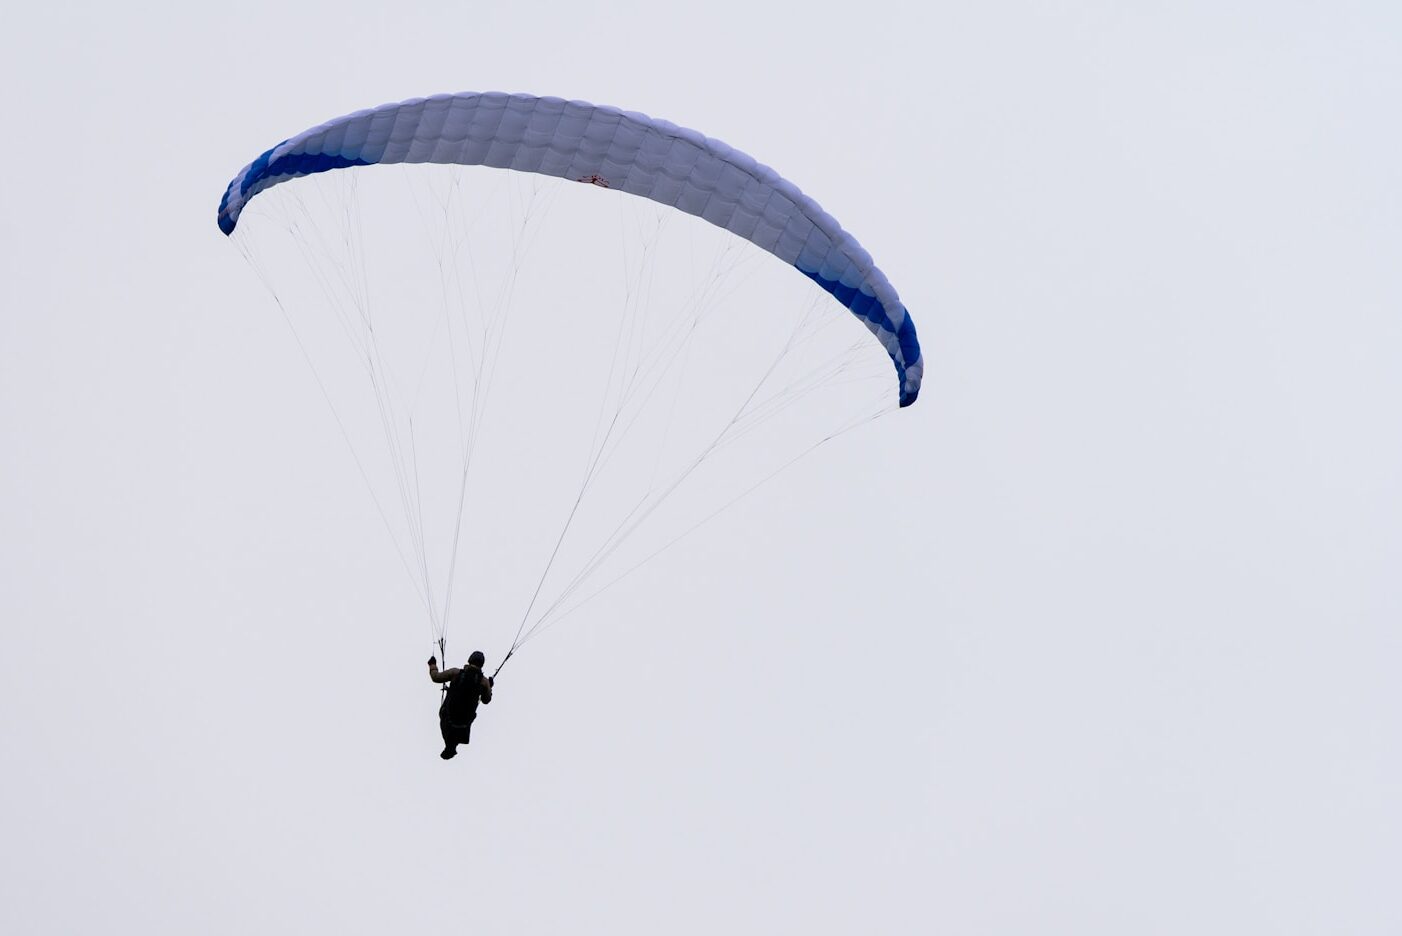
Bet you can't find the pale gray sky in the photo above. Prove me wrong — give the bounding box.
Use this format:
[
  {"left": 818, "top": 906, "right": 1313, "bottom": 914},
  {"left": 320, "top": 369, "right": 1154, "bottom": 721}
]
[{"left": 2, "top": 2, "right": 1399, "bottom": 934}]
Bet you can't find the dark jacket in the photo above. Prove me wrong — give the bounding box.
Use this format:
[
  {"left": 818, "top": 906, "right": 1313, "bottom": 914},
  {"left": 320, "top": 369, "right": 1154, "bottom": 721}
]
[{"left": 430, "top": 661, "right": 493, "bottom": 724}]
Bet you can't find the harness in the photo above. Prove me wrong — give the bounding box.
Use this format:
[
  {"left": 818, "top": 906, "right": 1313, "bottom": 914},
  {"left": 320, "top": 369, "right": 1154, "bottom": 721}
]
[{"left": 441, "top": 666, "right": 485, "bottom": 725}]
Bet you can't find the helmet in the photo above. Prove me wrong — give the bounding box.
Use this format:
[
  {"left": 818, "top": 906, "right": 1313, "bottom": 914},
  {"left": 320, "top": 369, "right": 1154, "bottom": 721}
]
[{"left": 468, "top": 650, "right": 486, "bottom": 668}]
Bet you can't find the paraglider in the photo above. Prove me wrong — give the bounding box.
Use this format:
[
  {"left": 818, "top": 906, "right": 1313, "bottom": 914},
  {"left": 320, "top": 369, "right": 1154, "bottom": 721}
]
[
  {"left": 217, "top": 92, "right": 922, "bottom": 751},
  {"left": 429, "top": 652, "right": 494, "bottom": 760}
]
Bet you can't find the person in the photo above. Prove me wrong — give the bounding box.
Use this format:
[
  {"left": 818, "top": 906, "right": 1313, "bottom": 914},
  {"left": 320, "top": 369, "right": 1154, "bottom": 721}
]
[{"left": 428, "top": 651, "right": 494, "bottom": 760}]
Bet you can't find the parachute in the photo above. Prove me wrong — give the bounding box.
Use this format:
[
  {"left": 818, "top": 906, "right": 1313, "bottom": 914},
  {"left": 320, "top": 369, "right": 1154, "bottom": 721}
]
[
  {"left": 218, "top": 92, "right": 921, "bottom": 406},
  {"left": 218, "top": 91, "right": 922, "bottom": 671}
]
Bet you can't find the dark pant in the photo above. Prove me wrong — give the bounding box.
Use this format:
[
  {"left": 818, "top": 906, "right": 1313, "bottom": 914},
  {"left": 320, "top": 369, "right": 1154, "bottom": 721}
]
[{"left": 439, "top": 711, "right": 476, "bottom": 753}]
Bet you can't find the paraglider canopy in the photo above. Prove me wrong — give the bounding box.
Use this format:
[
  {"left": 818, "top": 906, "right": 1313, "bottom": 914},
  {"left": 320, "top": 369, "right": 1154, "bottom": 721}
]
[{"left": 217, "top": 91, "right": 922, "bottom": 406}]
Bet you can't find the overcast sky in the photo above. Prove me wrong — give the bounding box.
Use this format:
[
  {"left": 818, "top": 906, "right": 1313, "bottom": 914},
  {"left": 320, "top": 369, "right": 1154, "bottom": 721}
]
[{"left": 2, "top": 2, "right": 1399, "bottom": 934}]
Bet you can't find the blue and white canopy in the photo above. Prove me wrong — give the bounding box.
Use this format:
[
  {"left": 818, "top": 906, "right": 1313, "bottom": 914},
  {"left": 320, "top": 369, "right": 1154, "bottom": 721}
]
[{"left": 218, "top": 91, "right": 922, "bottom": 406}]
